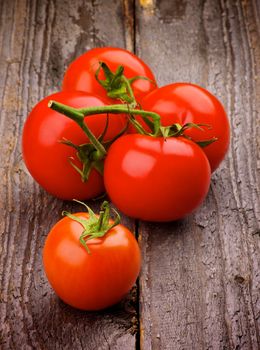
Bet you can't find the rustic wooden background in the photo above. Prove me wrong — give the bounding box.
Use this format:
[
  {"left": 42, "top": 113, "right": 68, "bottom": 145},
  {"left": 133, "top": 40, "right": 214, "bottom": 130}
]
[{"left": 0, "top": 0, "right": 259, "bottom": 349}]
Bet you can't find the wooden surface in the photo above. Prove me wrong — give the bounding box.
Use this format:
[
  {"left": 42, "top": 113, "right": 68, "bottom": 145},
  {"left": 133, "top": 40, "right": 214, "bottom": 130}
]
[{"left": 0, "top": 0, "right": 259, "bottom": 349}]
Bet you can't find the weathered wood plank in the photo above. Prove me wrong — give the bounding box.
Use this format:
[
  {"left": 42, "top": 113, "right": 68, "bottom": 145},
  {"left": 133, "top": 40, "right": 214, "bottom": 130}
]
[
  {"left": 0, "top": 0, "right": 137, "bottom": 349},
  {"left": 1, "top": 0, "right": 259, "bottom": 349},
  {"left": 136, "top": 0, "right": 260, "bottom": 349}
]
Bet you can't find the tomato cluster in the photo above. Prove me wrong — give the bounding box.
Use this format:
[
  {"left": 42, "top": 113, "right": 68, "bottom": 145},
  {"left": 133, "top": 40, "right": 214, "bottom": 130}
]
[
  {"left": 22, "top": 47, "right": 230, "bottom": 310},
  {"left": 23, "top": 48, "right": 156, "bottom": 200}
]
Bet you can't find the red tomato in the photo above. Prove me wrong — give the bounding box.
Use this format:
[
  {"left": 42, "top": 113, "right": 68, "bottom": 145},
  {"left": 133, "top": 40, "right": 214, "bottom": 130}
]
[
  {"left": 132, "top": 83, "right": 230, "bottom": 172},
  {"left": 22, "top": 91, "right": 125, "bottom": 200},
  {"left": 104, "top": 134, "right": 211, "bottom": 222},
  {"left": 62, "top": 47, "right": 157, "bottom": 102},
  {"left": 43, "top": 212, "right": 141, "bottom": 310}
]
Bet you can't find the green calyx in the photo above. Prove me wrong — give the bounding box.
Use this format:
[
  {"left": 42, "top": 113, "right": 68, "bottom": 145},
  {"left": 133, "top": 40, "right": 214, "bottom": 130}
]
[
  {"left": 95, "top": 61, "right": 153, "bottom": 107},
  {"left": 63, "top": 200, "right": 120, "bottom": 253},
  {"left": 195, "top": 138, "right": 218, "bottom": 147},
  {"left": 131, "top": 117, "right": 218, "bottom": 146},
  {"left": 48, "top": 101, "right": 129, "bottom": 182},
  {"left": 60, "top": 139, "right": 104, "bottom": 181},
  {"left": 159, "top": 122, "right": 218, "bottom": 146}
]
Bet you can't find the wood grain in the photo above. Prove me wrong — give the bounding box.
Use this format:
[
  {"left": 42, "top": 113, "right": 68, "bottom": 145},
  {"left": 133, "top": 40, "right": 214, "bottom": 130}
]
[
  {"left": 136, "top": 0, "right": 260, "bottom": 349},
  {"left": 1, "top": 0, "right": 259, "bottom": 349},
  {"left": 0, "top": 0, "right": 137, "bottom": 349}
]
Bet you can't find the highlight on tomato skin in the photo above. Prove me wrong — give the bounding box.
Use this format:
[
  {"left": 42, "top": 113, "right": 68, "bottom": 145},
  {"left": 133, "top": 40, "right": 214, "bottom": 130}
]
[
  {"left": 62, "top": 47, "right": 157, "bottom": 103},
  {"left": 104, "top": 134, "right": 211, "bottom": 222},
  {"left": 43, "top": 205, "right": 141, "bottom": 311},
  {"left": 22, "top": 91, "right": 126, "bottom": 200},
  {"left": 134, "top": 83, "right": 230, "bottom": 172}
]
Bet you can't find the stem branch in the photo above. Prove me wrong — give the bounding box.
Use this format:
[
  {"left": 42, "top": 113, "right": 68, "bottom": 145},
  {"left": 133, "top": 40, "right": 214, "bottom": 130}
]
[
  {"left": 78, "top": 104, "right": 161, "bottom": 135},
  {"left": 48, "top": 100, "right": 107, "bottom": 156},
  {"left": 49, "top": 100, "right": 161, "bottom": 136}
]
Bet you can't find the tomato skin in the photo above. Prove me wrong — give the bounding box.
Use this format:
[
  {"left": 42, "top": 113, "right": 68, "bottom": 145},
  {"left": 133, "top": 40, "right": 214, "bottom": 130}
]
[
  {"left": 134, "top": 83, "right": 230, "bottom": 172},
  {"left": 62, "top": 47, "right": 157, "bottom": 102},
  {"left": 43, "top": 213, "right": 141, "bottom": 311},
  {"left": 104, "top": 134, "right": 211, "bottom": 222},
  {"left": 22, "top": 91, "right": 125, "bottom": 200}
]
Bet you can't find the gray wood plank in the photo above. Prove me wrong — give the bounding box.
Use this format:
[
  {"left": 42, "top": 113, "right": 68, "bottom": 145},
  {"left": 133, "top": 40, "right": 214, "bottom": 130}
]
[
  {"left": 0, "top": 0, "right": 137, "bottom": 349},
  {"left": 136, "top": 0, "right": 260, "bottom": 349}
]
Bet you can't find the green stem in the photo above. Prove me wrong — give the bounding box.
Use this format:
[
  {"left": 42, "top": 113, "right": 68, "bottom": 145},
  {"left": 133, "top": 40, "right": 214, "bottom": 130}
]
[
  {"left": 97, "top": 201, "right": 109, "bottom": 231},
  {"left": 121, "top": 75, "right": 137, "bottom": 108},
  {"left": 48, "top": 101, "right": 107, "bottom": 156},
  {"left": 97, "top": 206, "right": 105, "bottom": 231},
  {"left": 49, "top": 100, "right": 161, "bottom": 136},
  {"left": 78, "top": 104, "right": 161, "bottom": 136}
]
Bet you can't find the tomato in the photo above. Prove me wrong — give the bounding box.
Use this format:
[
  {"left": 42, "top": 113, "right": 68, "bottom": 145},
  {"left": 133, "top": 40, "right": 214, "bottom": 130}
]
[
  {"left": 104, "top": 134, "right": 211, "bottom": 222},
  {"left": 43, "top": 210, "right": 141, "bottom": 311},
  {"left": 22, "top": 91, "right": 125, "bottom": 200},
  {"left": 62, "top": 47, "right": 157, "bottom": 103},
  {"left": 132, "top": 83, "right": 230, "bottom": 172}
]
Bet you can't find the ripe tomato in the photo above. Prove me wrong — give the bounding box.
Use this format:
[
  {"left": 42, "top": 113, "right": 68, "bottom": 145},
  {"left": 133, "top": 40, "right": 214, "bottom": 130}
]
[
  {"left": 43, "top": 210, "right": 141, "bottom": 311},
  {"left": 104, "top": 134, "right": 211, "bottom": 222},
  {"left": 133, "top": 83, "right": 230, "bottom": 172},
  {"left": 62, "top": 47, "right": 157, "bottom": 102},
  {"left": 22, "top": 91, "right": 125, "bottom": 200}
]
